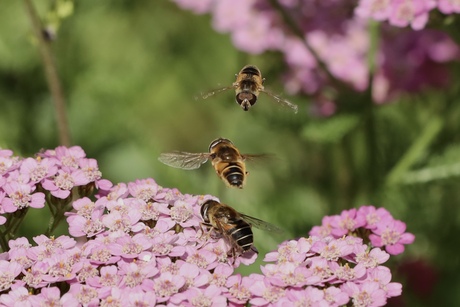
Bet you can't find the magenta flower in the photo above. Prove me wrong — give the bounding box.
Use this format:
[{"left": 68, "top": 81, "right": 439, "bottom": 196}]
[
  {"left": 0, "top": 156, "right": 20, "bottom": 176},
  {"left": 388, "top": 0, "right": 436, "bottom": 30},
  {"left": 0, "top": 286, "right": 35, "bottom": 307},
  {"left": 101, "top": 205, "right": 143, "bottom": 233},
  {"left": 66, "top": 198, "right": 105, "bottom": 237},
  {"left": 341, "top": 281, "right": 387, "bottom": 307},
  {"left": 121, "top": 288, "right": 157, "bottom": 307},
  {"left": 20, "top": 157, "right": 58, "bottom": 184},
  {"left": 118, "top": 260, "right": 159, "bottom": 288},
  {"left": 109, "top": 233, "right": 153, "bottom": 259},
  {"left": 175, "top": 285, "right": 227, "bottom": 307},
  {"left": 0, "top": 149, "right": 13, "bottom": 157},
  {"left": 41, "top": 169, "right": 89, "bottom": 199},
  {"left": 29, "top": 287, "right": 79, "bottom": 307},
  {"left": 357, "top": 206, "right": 393, "bottom": 230},
  {"left": 226, "top": 274, "right": 253, "bottom": 305},
  {"left": 308, "top": 257, "right": 335, "bottom": 284},
  {"left": 438, "top": 0, "right": 460, "bottom": 13},
  {"left": 355, "top": 0, "right": 393, "bottom": 21},
  {"left": 369, "top": 220, "right": 415, "bottom": 255},
  {"left": 44, "top": 146, "right": 86, "bottom": 170},
  {"left": 324, "top": 286, "right": 350, "bottom": 306},
  {"left": 149, "top": 229, "right": 187, "bottom": 258},
  {"left": 144, "top": 272, "right": 185, "bottom": 303},
  {"left": 169, "top": 199, "right": 199, "bottom": 227},
  {"left": 186, "top": 247, "right": 218, "bottom": 270},
  {"left": 0, "top": 260, "right": 23, "bottom": 291},
  {"left": 249, "top": 278, "right": 287, "bottom": 306},
  {"left": 67, "top": 284, "right": 99, "bottom": 306},
  {"left": 128, "top": 178, "right": 159, "bottom": 202},
  {"left": 355, "top": 247, "right": 390, "bottom": 268},
  {"left": 311, "top": 237, "right": 355, "bottom": 261},
  {"left": 208, "top": 263, "right": 234, "bottom": 287},
  {"left": 330, "top": 208, "right": 367, "bottom": 236},
  {"left": 366, "top": 266, "right": 402, "bottom": 297},
  {"left": 86, "top": 265, "right": 120, "bottom": 288},
  {"left": 78, "top": 158, "right": 102, "bottom": 182},
  {"left": 330, "top": 262, "right": 367, "bottom": 283},
  {"left": 283, "top": 286, "right": 328, "bottom": 306},
  {"left": 1, "top": 182, "right": 45, "bottom": 212},
  {"left": 264, "top": 237, "right": 312, "bottom": 264},
  {"left": 263, "top": 262, "right": 319, "bottom": 288}
]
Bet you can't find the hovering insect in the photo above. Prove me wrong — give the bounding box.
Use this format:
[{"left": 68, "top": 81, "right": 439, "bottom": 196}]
[
  {"left": 198, "top": 65, "right": 298, "bottom": 113},
  {"left": 200, "top": 199, "right": 282, "bottom": 257},
  {"left": 158, "top": 138, "right": 269, "bottom": 189}
]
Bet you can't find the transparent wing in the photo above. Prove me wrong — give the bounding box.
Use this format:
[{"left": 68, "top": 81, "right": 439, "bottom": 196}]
[
  {"left": 261, "top": 89, "right": 298, "bottom": 114},
  {"left": 241, "top": 153, "right": 276, "bottom": 162},
  {"left": 158, "top": 151, "right": 210, "bottom": 170},
  {"left": 240, "top": 214, "right": 283, "bottom": 234},
  {"left": 195, "top": 85, "right": 235, "bottom": 100}
]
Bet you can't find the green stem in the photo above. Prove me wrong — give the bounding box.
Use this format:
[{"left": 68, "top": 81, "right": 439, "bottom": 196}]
[
  {"left": 45, "top": 188, "right": 79, "bottom": 236},
  {"left": 0, "top": 230, "right": 8, "bottom": 252},
  {"left": 386, "top": 116, "right": 444, "bottom": 186},
  {"left": 23, "top": 0, "right": 71, "bottom": 146}
]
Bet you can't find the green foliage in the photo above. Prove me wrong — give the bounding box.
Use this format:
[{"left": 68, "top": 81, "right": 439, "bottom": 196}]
[{"left": 301, "top": 114, "right": 360, "bottom": 144}]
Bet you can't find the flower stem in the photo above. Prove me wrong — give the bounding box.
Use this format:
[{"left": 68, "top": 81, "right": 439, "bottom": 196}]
[
  {"left": 386, "top": 116, "right": 444, "bottom": 186},
  {"left": 23, "top": 0, "right": 72, "bottom": 146}
]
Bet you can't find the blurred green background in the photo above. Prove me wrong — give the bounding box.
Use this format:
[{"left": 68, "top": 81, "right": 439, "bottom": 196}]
[{"left": 1, "top": 1, "right": 460, "bottom": 306}]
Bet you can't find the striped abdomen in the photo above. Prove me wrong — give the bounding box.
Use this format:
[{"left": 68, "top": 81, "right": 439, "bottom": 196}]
[
  {"left": 227, "top": 219, "right": 253, "bottom": 252},
  {"left": 221, "top": 162, "right": 245, "bottom": 188}
]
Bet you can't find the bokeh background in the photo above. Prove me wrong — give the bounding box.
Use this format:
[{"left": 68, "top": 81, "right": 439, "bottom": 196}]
[{"left": 1, "top": 1, "right": 460, "bottom": 305}]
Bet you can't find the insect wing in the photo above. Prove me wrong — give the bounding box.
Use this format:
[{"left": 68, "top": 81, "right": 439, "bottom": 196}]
[
  {"left": 261, "top": 89, "right": 298, "bottom": 114},
  {"left": 241, "top": 153, "right": 275, "bottom": 162},
  {"left": 240, "top": 214, "right": 283, "bottom": 234},
  {"left": 158, "top": 152, "right": 210, "bottom": 170},
  {"left": 196, "top": 85, "right": 235, "bottom": 100}
]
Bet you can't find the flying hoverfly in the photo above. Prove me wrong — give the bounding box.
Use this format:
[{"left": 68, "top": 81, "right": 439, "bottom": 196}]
[
  {"left": 198, "top": 65, "right": 298, "bottom": 113},
  {"left": 158, "top": 138, "right": 269, "bottom": 188}
]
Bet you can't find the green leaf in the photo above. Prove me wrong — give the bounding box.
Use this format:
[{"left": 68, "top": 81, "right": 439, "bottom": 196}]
[{"left": 301, "top": 114, "right": 360, "bottom": 144}]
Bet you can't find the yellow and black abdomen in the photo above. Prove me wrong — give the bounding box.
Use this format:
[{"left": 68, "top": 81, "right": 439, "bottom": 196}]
[
  {"left": 210, "top": 143, "right": 247, "bottom": 188},
  {"left": 227, "top": 219, "right": 253, "bottom": 252},
  {"left": 218, "top": 161, "right": 246, "bottom": 188}
]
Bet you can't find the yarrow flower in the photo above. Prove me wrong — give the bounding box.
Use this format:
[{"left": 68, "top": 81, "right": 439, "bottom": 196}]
[
  {"left": 310, "top": 205, "right": 415, "bottom": 255},
  {"left": 0, "top": 146, "right": 415, "bottom": 305}
]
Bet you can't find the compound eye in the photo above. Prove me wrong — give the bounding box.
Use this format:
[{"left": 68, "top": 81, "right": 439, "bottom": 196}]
[
  {"left": 236, "top": 93, "right": 255, "bottom": 104},
  {"left": 200, "top": 201, "right": 210, "bottom": 222}
]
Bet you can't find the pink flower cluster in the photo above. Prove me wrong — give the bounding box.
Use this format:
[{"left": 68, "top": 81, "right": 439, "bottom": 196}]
[
  {"left": 356, "top": 0, "right": 460, "bottom": 30},
  {"left": 0, "top": 146, "right": 415, "bottom": 306},
  {"left": 173, "top": 0, "right": 460, "bottom": 113},
  {"left": 0, "top": 149, "right": 45, "bottom": 224},
  {"left": 0, "top": 146, "right": 110, "bottom": 227},
  {"left": 310, "top": 206, "right": 415, "bottom": 255}
]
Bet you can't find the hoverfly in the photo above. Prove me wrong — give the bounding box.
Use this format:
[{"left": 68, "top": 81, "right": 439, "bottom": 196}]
[
  {"left": 198, "top": 65, "right": 298, "bottom": 113},
  {"left": 200, "top": 199, "right": 282, "bottom": 258},
  {"left": 158, "top": 138, "right": 269, "bottom": 189}
]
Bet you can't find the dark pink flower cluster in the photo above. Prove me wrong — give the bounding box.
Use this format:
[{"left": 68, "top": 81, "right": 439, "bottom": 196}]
[
  {"left": 173, "top": 0, "right": 460, "bottom": 114},
  {"left": 310, "top": 206, "right": 415, "bottom": 255},
  {"left": 0, "top": 146, "right": 415, "bottom": 306}
]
